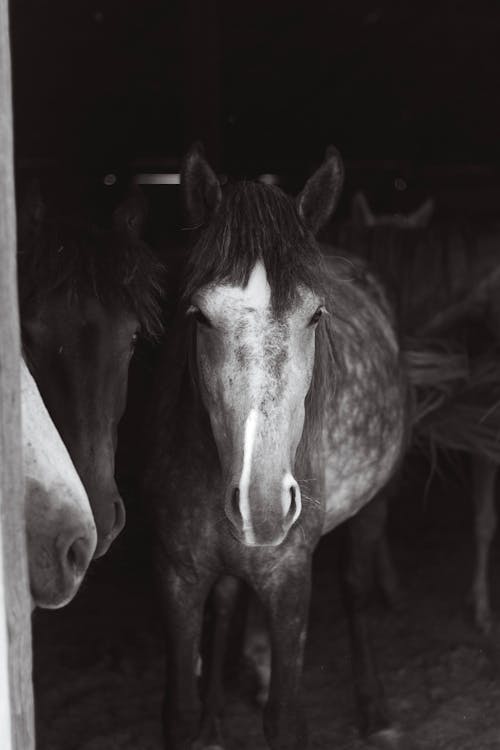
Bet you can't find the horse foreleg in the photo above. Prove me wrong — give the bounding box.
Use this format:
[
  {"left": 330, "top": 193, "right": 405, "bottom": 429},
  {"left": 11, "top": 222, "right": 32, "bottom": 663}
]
[
  {"left": 372, "top": 487, "right": 404, "bottom": 610},
  {"left": 257, "top": 560, "right": 311, "bottom": 750},
  {"left": 342, "top": 494, "right": 408, "bottom": 747},
  {"left": 375, "top": 532, "right": 402, "bottom": 610},
  {"left": 197, "top": 575, "right": 241, "bottom": 749},
  {"left": 471, "top": 454, "right": 497, "bottom": 634},
  {"left": 158, "top": 567, "right": 211, "bottom": 750},
  {"left": 243, "top": 593, "right": 272, "bottom": 707}
]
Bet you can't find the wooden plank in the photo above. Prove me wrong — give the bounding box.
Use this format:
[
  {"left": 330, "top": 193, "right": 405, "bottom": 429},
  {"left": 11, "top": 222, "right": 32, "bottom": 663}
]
[{"left": 0, "top": 0, "right": 35, "bottom": 746}]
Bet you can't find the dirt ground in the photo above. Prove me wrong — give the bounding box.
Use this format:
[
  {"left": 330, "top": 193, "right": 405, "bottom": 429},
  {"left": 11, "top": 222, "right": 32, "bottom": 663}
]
[{"left": 33, "top": 457, "right": 500, "bottom": 750}]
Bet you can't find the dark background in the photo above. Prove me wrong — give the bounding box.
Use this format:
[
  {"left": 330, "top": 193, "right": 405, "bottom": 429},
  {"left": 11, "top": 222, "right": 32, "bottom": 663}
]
[
  {"left": 22, "top": 6, "right": 500, "bottom": 747},
  {"left": 10, "top": 1, "right": 500, "bottom": 206}
]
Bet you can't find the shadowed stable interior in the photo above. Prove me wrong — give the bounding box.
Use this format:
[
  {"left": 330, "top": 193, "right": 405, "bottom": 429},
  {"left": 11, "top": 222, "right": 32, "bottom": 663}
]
[{"left": 11, "top": 2, "right": 500, "bottom": 749}]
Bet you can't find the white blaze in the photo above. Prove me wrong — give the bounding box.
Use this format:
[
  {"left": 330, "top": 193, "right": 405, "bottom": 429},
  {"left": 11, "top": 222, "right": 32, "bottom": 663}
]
[
  {"left": 239, "top": 408, "right": 259, "bottom": 542},
  {"left": 244, "top": 261, "right": 271, "bottom": 308},
  {"left": 234, "top": 263, "right": 270, "bottom": 545}
]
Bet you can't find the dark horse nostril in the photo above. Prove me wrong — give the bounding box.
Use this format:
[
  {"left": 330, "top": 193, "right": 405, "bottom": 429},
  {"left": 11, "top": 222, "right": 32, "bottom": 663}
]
[
  {"left": 287, "top": 486, "right": 297, "bottom": 521},
  {"left": 66, "top": 536, "right": 90, "bottom": 576},
  {"left": 231, "top": 487, "right": 242, "bottom": 520},
  {"left": 111, "top": 498, "right": 126, "bottom": 536}
]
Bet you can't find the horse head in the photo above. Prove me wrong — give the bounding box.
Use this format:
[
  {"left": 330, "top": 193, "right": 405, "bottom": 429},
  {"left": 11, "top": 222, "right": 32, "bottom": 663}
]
[
  {"left": 181, "top": 145, "right": 344, "bottom": 546},
  {"left": 19, "top": 185, "right": 163, "bottom": 556}
]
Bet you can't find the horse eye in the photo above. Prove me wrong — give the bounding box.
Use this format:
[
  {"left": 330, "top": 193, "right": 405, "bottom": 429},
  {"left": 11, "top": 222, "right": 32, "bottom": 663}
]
[
  {"left": 130, "top": 331, "right": 139, "bottom": 349},
  {"left": 309, "top": 306, "right": 326, "bottom": 326},
  {"left": 187, "top": 305, "right": 212, "bottom": 328}
]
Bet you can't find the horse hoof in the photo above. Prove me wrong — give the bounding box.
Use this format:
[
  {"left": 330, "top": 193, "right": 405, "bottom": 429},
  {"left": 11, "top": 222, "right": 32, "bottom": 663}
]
[{"left": 367, "top": 727, "right": 419, "bottom": 750}]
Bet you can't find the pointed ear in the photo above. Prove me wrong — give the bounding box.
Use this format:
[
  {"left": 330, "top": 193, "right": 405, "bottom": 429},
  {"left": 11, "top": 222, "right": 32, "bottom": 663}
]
[
  {"left": 19, "top": 179, "right": 46, "bottom": 237},
  {"left": 407, "top": 197, "right": 435, "bottom": 228},
  {"left": 351, "top": 191, "right": 375, "bottom": 227},
  {"left": 296, "top": 146, "right": 344, "bottom": 235},
  {"left": 112, "top": 187, "right": 148, "bottom": 237},
  {"left": 181, "top": 142, "right": 222, "bottom": 227}
]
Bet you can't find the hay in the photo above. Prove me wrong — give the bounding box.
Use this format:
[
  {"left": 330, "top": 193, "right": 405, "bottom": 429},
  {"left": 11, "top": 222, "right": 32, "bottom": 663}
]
[{"left": 403, "top": 338, "right": 500, "bottom": 465}]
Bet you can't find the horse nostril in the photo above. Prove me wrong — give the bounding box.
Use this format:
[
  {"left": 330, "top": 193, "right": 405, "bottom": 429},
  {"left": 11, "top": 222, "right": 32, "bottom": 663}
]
[
  {"left": 66, "top": 536, "right": 91, "bottom": 577},
  {"left": 111, "top": 498, "right": 126, "bottom": 536},
  {"left": 287, "top": 485, "right": 297, "bottom": 521},
  {"left": 231, "top": 487, "right": 242, "bottom": 520}
]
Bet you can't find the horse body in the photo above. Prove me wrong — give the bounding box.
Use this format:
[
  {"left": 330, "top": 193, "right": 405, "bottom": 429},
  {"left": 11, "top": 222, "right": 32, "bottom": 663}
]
[
  {"left": 336, "top": 212, "right": 500, "bottom": 339},
  {"left": 335, "top": 193, "right": 500, "bottom": 633},
  {"left": 19, "top": 187, "right": 163, "bottom": 556},
  {"left": 147, "top": 147, "right": 409, "bottom": 748},
  {"left": 320, "top": 257, "right": 405, "bottom": 534},
  {"left": 21, "top": 358, "right": 97, "bottom": 608}
]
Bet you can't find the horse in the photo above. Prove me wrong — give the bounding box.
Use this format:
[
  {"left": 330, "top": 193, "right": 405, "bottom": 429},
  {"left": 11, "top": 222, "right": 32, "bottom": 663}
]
[
  {"left": 18, "top": 186, "right": 164, "bottom": 557},
  {"left": 351, "top": 191, "right": 435, "bottom": 230},
  {"left": 145, "top": 144, "right": 412, "bottom": 749},
  {"left": 333, "top": 191, "right": 500, "bottom": 635},
  {"left": 21, "top": 357, "right": 97, "bottom": 608}
]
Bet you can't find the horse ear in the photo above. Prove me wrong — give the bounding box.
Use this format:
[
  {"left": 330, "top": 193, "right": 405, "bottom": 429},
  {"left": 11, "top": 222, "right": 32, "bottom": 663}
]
[
  {"left": 19, "top": 179, "right": 46, "bottom": 237},
  {"left": 112, "top": 187, "right": 148, "bottom": 237},
  {"left": 181, "top": 142, "right": 222, "bottom": 227},
  {"left": 351, "top": 191, "right": 375, "bottom": 227},
  {"left": 296, "top": 146, "right": 344, "bottom": 235},
  {"left": 407, "top": 197, "right": 435, "bottom": 228}
]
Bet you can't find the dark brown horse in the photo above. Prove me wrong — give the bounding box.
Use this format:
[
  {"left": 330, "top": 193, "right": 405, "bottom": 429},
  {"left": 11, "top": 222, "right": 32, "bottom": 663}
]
[
  {"left": 145, "top": 145, "right": 412, "bottom": 749},
  {"left": 19, "top": 187, "right": 164, "bottom": 556}
]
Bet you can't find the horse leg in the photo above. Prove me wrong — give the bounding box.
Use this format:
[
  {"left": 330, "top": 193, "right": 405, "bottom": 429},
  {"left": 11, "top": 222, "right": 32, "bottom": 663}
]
[
  {"left": 257, "top": 560, "right": 311, "bottom": 750},
  {"left": 471, "top": 454, "right": 497, "bottom": 634},
  {"left": 374, "top": 493, "right": 403, "bottom": 610},
  {"left": 243, "top": 593, "right": 272, "bottom": 707},
  {"left": 158, "top": 567, "right": 212, "bottom": 750},
  {"left": 197, "top": 575, "right": 241, "bottom": 749},
  {"left": 341, "top": 494, "right": 409, "bottom": 748},
  {"left": 375, "top": 533, "right": 402, "bottom": 609}
]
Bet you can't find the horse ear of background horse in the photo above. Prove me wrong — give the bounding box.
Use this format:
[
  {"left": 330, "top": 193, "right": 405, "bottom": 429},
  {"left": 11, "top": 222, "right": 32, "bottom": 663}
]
[
  {"left": 181, "top": 142, "right": 222, "bottom": 227},
  {"left": 112, "top": 186, "right": 148, "bottom": 238},
  {"left": 22, "top": 358, "right": 97, "bottom": 609},
  {"left": 351, "top": 191, "right": 435, "bottom": 229}
]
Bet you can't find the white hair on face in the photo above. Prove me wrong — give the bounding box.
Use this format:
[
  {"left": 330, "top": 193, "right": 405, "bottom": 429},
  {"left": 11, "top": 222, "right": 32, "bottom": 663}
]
[
  {"left": 243, "top": 261, "right": 271, "bottom": 308},
  {"left": 239, "top": 408, "right": 259, "bottom": 544}
]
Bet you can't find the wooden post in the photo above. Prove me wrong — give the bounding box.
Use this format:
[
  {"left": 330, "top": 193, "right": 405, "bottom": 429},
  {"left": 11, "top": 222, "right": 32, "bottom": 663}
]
[{"left": 0, "top": 0, "right": 35, "bottom": 747}]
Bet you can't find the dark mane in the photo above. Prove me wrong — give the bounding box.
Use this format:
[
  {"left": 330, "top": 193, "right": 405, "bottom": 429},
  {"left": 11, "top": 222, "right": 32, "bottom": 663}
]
[
  {"left": 183, "top": 181, "right": 329, "bottom": 314},
  {"left": 18, "top": 216, "right": 165, "bottom": 340}
]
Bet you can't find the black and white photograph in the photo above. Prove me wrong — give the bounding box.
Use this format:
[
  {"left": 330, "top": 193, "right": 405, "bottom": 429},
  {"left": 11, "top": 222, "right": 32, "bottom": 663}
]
[{"left": 1, "top": 2, "right": 500, "bottom": 748}]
